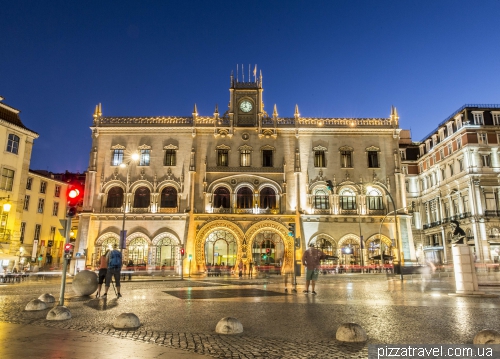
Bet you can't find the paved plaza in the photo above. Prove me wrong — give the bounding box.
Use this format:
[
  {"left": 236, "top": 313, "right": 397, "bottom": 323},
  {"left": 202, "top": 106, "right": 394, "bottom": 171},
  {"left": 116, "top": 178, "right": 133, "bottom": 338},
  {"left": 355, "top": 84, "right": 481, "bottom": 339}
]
[{"left": 1, "top": 272, "right": 499, "bottom": 358}]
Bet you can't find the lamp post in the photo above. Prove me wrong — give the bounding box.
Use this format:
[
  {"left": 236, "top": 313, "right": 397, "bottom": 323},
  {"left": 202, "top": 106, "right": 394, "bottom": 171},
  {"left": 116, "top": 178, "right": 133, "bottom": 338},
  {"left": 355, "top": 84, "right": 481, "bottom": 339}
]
[
  {"left": 119, "top": 153, "right": 139, "bottom": 253},
  {"left": 0, "top": 196, "right": 11, "bottom": 242}
]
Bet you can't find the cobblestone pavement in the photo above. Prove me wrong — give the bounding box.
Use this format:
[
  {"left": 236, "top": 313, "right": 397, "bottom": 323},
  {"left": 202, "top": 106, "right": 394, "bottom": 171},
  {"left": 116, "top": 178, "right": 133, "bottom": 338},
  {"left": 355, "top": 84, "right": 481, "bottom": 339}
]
[{"left": 1, "top": 273, "right": 499, "bottom": 358}]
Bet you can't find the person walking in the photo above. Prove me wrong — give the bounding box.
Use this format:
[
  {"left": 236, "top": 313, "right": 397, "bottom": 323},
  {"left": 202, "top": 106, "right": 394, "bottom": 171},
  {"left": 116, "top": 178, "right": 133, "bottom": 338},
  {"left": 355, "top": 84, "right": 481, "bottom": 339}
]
[
  {"left": 96, "top": 249, "right": 109, "bottom": 298},
  {"left": 238, "top": 260, "right": 243, "bottom": 278},
  {"left": 302, "top": 242, "right": 326, "bottom": 295},
  {"left": 249, "top": 261, "right": 253, "bottom": 278},
  {"left": 102, "top": 244, "right": 122, "bottom": 298}
]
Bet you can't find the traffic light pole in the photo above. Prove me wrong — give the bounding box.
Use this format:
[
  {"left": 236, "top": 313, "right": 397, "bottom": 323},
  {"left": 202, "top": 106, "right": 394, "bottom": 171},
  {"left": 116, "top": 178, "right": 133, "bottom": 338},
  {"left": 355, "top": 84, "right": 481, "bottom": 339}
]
[{"left": 59, "top": 217, "right": 71, "bottom": 306}]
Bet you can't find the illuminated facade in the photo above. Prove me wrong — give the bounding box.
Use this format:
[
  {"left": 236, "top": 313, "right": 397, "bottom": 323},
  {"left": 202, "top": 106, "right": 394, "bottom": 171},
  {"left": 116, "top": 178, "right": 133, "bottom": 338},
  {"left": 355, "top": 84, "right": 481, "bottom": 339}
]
[
  {"left": 78, "top": 70, "right": 416, "bottom": 275},
  {"left": 403, "top": 105, "right": 500, "bottom": 267},
  {"left": 0, "top": 97, "right": 38, "bottom": 266}
]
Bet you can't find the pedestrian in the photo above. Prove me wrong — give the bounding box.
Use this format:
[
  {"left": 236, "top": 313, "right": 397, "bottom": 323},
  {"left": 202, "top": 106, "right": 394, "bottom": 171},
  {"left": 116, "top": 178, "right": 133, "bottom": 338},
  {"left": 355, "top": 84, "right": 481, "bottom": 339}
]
[
  {"left": 126, "top": 259, "right": 134, "bottom": 280},
  {"left": 96, "top": 249, "right": 109, "bottom": 298},
  {"left": 282, "top": 263, "right": 293, "bottom": 292},
  {"left": 238, "top": 260, "right": 243, "bottom": 278},
  {"left": 102, "top": 244, "right": 122, "bottom": 298},
  {"left": 249, "top": 261, "right": 253, "bottom": 278},
  {"left": 302, "top": 242, "right": 326, "bottom": 295}
]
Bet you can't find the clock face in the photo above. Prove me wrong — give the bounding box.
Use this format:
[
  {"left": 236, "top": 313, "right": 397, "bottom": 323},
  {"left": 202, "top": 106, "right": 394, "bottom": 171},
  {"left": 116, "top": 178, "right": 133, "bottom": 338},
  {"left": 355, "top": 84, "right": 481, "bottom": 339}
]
[{"left": 239, "top": 100, "right": 253, "bottom": 113}]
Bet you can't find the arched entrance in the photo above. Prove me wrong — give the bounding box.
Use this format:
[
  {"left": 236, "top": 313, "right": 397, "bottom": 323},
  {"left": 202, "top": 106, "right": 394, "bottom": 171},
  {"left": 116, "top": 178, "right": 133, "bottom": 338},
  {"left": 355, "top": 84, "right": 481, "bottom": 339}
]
[
  {"left": 205, "top": 229, "right": 238, "bottom": 266},
  {"left": 252, "top": 230, "right": 285, "bottom": 273},
  {"left": 338, "top": 235, "right": 361, "bottom": 265}
]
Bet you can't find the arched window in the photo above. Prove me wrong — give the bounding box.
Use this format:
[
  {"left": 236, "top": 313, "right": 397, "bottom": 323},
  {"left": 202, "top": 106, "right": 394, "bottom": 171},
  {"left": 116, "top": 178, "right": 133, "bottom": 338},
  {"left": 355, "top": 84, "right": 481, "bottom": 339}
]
[
  {"left": 213, "top": 187, "right": 230, "bottom": 208},
  {"left": 6, "top": 134, "right": 20, "bottom": 154},
  {"left": 340, "top": 188, "right": 356, "bottom": 210},
  {"left": 134, "top": 187, "right": 150, "bottom": 208},
  {"left": 367, "top": 188, "right": 383, "bottom": 210},
  {"left": 155, "top": 237, "right": 178, "bottom": 267},
  {"left": 204, "top": 230, "right": 237, "bottom": 266},
  {"left": 252, "top": 231, "right": 284, "bottom": 266},
  {"left": 313, "top": 189, "right": 329, "bottom": 209},
  {"left": 161, "top": 187, "right": 177, "bottom": 208},
  {"left": 237, "top": 187, "right": 253, "bottom": 209},
  {"left": 128, "top": 237, "right": 149, "bottom": 265},
  {"left": 106, "top": 187, "right": 124, "bottom": 208},
  {"left": 259, "top": 187, "right": 276, "bottom": 209},
  {"left": 99, "top": 237, "right": 119, "bottom": 256},
  {"left": 312, "top": 238, "right": 336, "bottom": 256}
]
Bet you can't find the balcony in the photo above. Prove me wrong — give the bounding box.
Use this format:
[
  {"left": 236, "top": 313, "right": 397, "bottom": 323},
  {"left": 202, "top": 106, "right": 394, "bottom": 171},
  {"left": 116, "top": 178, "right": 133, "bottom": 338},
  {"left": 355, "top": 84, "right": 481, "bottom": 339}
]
[
  {"left": 485, "top": 211, "right": 500, "bottom": 218},
  {"left": 158, "top": 207, "right": 178, "bottom": 214}
]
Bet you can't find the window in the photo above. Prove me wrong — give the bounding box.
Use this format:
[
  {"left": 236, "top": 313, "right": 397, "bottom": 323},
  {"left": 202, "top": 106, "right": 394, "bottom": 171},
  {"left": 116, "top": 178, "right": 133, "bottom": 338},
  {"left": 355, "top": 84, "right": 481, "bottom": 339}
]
[
  {"left": 493, "top": 112, "right": 500, "bottom": 125},
  {"left": 240, "top": 149, "right": 251, "bottom": 167},
  {"left": 40, "top": 181, "right": 47, "bottom": 194},
  {"left": 449, "top": 163, "right": 454, "bottom": 176},
  {"left": 50, "top": 226, "right": 56, "bottom": 241},
  {"left": 34, "top": 224, "right": 41, "bottom": 241},
  {"left": 481, "top": 154, "right": 491, "bottom": 167},
  {"left": 236, "top": 187, "right": 253, "bottom": 209},
  {"left": 340, "top": 188, "right": 356, "bottom": 210},
  {"left": 6, "top": 134, "right": 20, "bottom": 154},
  {"left": 26, "top": 177, "right": 32, "bottom": 190},
  {"left": 213, "top": 187, "right": 230, "bottom": 209},
  {"left": 23, "top": 195, "right": 30, "bottom": 210},
  {"left": 314, "top": 150, "right": 325, "bottom": 167},
  {"left": 139, "top": 149, "right": 150, "bottom": 166},
  {"left": 478, "top": 133, "right": 488, "bottom": 144},
  {"left": 456, "top": 116, "right": 462, "bottom": 129},
  {"left": 52, "top": 202, "right": 59, "bottom": 216},
  {"left": 106, "top": 186, "right": 124, "bottom": 208},
  {"left": 217, "top": 149, "right": 229, "bottom": 166},
  {"left": 341, "top": 150, "right": 353, "bottom": 167},
  {"left": 260, "top": 187, "right": 277, "bottom": 209},
  {"left": 262, "top": 150, "right": 273, "bottom": 167},
  {"left": 164, "top": 149, "right": 176, "bottom": 166},
  {"left": 111, "top": 149, "right": 124, "bottom": 166},
  {"left": 37, "top": 198, "right": 44, "bottom": 213},
  {"left": 367, "top": 151, "right": 379, "bottom": 168},
  {"left": 161, "top": 187, "right": 178, "bottom": 208},
  {"left": 133, "top": 187, "right": 151, "bottom": 208},
  {"left": 399, "top": 150, "right": 406, "bottom": 160},
  {"left": 0, "top": 168, "right": 14, "bottom": 191},
  {"left": 54, "top": 185, "right": 61, "bottom": 197},
  {"left": 19, "top": 222, "right": 26, "bottom": 244},
  {"left": 441, "top": 168, "right": 446, "bottom": 180},
  {"left": 458, "top": 158, "right": 464, "bottom": 172},
  {"left": 447, "top": 143, "right": 452, "bottom": 156},
  {"left": 456, "top": 137, "right": 462, "bottom": 149},
  {"left": 472, "top": 112, "right": 484, "bottom": 125},
  {"left": 367, "top": 188, "right": 383, "bottom": 210},
  {"left": 439, "top": 149, "right": 444, "bottom": 160},
  {"left": 313, "top": 189, "right": 329, "bottom": 209}
]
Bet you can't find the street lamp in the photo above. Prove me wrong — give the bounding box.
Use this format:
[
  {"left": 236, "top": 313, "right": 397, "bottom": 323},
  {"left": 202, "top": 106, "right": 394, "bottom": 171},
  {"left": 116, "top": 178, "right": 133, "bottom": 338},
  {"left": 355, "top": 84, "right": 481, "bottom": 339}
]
[
  {"left": 0, "top": 196, "right": 11, "bottom": 242},
  {"left": 119, "top": 152, "right": 140, "bottom": 252}
]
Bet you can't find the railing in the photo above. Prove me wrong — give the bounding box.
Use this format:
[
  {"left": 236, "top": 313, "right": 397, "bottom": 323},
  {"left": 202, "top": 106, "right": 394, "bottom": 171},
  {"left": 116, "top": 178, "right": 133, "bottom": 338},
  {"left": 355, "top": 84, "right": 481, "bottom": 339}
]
[
  {"left": 312, "top": 209, "right": 330, "bottom": 215},
  {"left": 213, "top": 207, "right": 231, "bottom": 214},
  {"left": 485, "top": 211, "right": 500, "bottom": 217},
  {"left": 368, "top": 209, "right": 386, "bottom": 215},
  {"left": 101, "top": 207, "right": 123, "bottom": 213},
  {"left": 206, "top": 166, "right": 284, "bottom": 173},
  {"left": 130, "top": 208, "right": 150, "bottom": 214},
  {"left": 158, "top": 207, "right": 178, "bottom": 214},
  {"left": 234, "top": 209, "right": 253, "bottom": 214}
]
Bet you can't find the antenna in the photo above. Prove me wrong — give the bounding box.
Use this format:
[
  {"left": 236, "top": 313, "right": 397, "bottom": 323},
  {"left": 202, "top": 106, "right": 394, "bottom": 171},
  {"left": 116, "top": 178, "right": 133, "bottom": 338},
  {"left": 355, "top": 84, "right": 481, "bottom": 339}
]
[
  {"left": 248, "top": 64, "right": 250, "bottom": 82},
  {"left": 236, "top": 64, "right": 239, "bottom": 82},
  {"left": 242, "top": 64, "right": 244, "bottom": 82}
]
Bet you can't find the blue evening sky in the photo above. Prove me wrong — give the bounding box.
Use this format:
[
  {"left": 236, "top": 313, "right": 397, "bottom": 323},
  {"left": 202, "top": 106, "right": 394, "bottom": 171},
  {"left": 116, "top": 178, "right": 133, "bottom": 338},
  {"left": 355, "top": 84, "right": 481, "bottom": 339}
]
[{"left": 2, "top": 0, "right": 499, "bottom": 172}]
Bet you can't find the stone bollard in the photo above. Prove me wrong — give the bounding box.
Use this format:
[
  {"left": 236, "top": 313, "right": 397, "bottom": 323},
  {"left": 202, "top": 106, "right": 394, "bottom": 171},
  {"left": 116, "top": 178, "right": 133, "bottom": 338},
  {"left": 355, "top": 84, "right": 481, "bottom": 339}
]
[
  {"left": 336, "top": 323, "right": 368, "bottom": 342},
  {"left": 46, "top": 306, "right": 71, "bottom": 321},
  {"left": 113, "top": 313, "right": 141, "bottom": 330},
  {"left": 72, "top": 270, "right": 98, "bottom": 296},
  {"left": 25, "top": 299, "right": 47, "bottom": 311},
  {"left": 473, "top": 329, "right": 500, "bottom": 344},
  {"left": 215, "top": 317, "right": 243, "bottom": 334},
  {"left": 38, "top": 293, "right": 55, "bottom": 303}
]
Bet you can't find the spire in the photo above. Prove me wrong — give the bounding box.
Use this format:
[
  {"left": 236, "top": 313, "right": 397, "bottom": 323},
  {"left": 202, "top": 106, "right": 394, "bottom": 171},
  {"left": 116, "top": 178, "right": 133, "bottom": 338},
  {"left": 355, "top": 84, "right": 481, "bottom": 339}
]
[
  {"left": 193, "top": 103, "right": 198, "bottom": 116},
  {"left": 93, "top": 103, "right": 102, "bottom": 118},
  {"left": 98, "top": 103, "right": 102, "bottom": 117},
  {"left": 390, "top": 105, "right": 399, "bottom": 125},
  {"left": 294, "top": 104, "right": 300, "bottom": 117},
  {"left": 214, "top": 104, "right": 219, "bottom": 115},
  {"left": 273, "top": 104, "right": 278, "bottom": 117}
]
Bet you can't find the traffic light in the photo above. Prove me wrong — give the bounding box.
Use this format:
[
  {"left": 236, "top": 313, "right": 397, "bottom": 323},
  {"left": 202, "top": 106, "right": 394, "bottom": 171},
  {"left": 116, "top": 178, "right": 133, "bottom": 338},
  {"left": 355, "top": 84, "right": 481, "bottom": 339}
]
[
  {"left": 180, "top": 247, "right": 185, "bottom": 256},
  {"left": 326, "top": 180, "right": 334, "bottom": 191},
  {"left": 64, "top": 243, "right": 74, "bottom": 259},
  {"left": 288, "top": 223, "right": 295, "bottom": 237},
  {"left": 67, "top": 185, "right": 83, "bottom": 217}
]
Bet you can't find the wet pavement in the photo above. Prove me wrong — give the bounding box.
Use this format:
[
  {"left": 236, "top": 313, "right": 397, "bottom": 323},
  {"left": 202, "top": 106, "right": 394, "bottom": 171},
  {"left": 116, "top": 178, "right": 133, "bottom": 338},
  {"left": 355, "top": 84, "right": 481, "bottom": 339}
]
[{"left": 1, "top": 273, "right": 499, "bottom": 358}]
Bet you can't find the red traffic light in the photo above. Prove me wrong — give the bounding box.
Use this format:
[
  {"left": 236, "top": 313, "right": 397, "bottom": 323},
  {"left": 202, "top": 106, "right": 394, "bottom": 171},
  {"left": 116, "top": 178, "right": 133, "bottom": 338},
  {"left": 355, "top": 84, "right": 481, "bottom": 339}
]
[
  {"left": 266, "top": 248, "right": 270, "bottom": 254},
  {"left": 180, "top": 247, "right": 185, "bottom": 256},
  {"left": 67, "top": 185, "right": 83, "bottom": 217},
  {"left": 64, "top": 243, "right": 73, "bottom": 253},
  {"left": 68, "top": 188, "right": 80, "bottom": 199}
]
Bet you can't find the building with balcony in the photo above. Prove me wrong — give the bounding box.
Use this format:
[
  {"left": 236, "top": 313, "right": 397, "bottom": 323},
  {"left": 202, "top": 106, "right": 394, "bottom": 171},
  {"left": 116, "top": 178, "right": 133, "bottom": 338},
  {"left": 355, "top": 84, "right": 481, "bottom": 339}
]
[
  {"left": 78, "top": 69, "right": 415, "bottom": 275},
  {"left": 0, "top": 97, "right": 39, "bottom": 267},
  {"left": 402, "top": 105, "right": 500, "bottom": 267}
]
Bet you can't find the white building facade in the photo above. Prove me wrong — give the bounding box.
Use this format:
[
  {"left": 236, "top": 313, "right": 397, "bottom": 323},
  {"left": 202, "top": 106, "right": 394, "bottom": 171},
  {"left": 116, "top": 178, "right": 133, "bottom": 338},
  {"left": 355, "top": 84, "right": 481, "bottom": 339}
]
[{"left": 78, "top": 71, "right": 416, "bottom": 274}]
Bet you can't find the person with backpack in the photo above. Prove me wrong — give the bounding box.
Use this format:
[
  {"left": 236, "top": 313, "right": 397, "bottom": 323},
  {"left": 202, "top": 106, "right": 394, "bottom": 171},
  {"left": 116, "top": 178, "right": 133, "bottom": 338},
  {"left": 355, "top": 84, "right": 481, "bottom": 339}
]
[{"left": 102, "top": 244, "right": 122, "bottom": 298}]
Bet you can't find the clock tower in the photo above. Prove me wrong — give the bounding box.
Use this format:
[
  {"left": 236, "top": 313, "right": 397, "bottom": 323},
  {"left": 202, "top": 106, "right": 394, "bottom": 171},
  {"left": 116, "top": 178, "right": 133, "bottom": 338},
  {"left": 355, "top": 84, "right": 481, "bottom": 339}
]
[{"left": 228, "top": 68, "right": 264, "bottom": 127}]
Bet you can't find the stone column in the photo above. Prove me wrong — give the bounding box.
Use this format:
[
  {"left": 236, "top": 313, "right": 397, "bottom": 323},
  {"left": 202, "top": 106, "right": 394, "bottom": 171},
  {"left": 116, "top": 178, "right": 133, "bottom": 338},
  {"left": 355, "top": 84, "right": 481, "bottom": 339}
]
[{"left": 450, "top": 244, "right": 483, "bottom": 296}]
